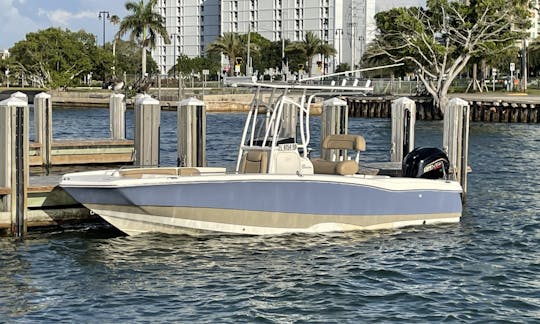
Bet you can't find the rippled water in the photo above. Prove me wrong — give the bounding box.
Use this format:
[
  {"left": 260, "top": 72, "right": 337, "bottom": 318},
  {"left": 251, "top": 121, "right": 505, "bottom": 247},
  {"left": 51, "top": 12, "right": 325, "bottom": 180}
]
[{"left": 1, "top": 108, "right": 539, "bottom": 322}]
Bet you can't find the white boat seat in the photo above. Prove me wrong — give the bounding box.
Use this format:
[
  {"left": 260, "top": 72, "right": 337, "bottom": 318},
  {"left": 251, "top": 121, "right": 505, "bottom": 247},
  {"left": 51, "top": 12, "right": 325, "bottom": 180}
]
[
  {"left": 311, "top": 134, "right": 366, "bottom": 176},
  {"left": 239, "top": 150, "right": 269, "bottom": 174}
]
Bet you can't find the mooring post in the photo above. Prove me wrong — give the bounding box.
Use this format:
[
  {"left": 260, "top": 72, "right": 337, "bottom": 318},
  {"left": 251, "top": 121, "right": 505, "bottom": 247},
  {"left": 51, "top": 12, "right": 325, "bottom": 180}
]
[
  {"left": 109, "top": 93, "right": 126, "bottom": 140},
  {"left": 320, "top": 97, "right": 348, "bottom": 161},
  {"left": 443, "top": 98, "right": 470, "bottom": 198},
  {"left": 10, "top": 91, "right": 28, "bottom": 103},
  {"left": 177, "top": 97, "right": 206, "bottom": 167},
  {"left": 390, "top": 97, "right": 416, "bottom": 162},
  {"left": 0, "top": 97, "right": 29, "bottom": 237},
  {"left": 134, "top": 95, "right": 161, "bottom": 166},
  {"left": 34, "top": 92, "right": 53, "bottom": 173}
]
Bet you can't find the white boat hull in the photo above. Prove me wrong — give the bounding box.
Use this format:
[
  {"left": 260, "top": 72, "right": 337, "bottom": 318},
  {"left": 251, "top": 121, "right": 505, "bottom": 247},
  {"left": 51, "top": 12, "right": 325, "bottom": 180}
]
[{"left": 61, "top": 169, "right": 463, "bottom": 236}]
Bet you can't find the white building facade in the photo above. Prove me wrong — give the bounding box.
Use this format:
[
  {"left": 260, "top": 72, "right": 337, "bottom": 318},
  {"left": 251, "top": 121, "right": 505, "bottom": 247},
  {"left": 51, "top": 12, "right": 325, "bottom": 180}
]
[
  {"left": 153, "top": 0, "right": 376, "bottom": 75},
  {"left": 153, "top": 0, "right": 221, "bottom": 75}
]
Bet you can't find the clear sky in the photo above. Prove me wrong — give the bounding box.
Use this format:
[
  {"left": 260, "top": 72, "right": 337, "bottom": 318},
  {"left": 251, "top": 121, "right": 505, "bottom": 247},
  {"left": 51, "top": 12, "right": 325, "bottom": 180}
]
[{"left": 0, "top": 0, "right": 426, "bottom": 50}]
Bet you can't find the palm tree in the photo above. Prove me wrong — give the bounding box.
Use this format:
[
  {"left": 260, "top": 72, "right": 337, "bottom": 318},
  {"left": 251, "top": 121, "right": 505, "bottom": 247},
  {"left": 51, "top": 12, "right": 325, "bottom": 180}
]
[
  {"left": 207, "top": 32, "right": 243, "bottom": 75},
  {"left": 285, "top": 31, "right": 336, "bottom": 76},
  {"left": 117, "top": 0, "right": 169, "bottom": 76},
  {"left": 109, "top": 14, "right": 120, "bottom": 78}
]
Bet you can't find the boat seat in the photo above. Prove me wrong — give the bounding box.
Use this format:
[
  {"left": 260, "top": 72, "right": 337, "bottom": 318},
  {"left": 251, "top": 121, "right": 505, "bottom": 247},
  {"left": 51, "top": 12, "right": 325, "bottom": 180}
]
[
  {"left": 178, "top": 168, "right": 200, "bottom": 176},
  {"left": 119, "top": 167, "right": 200, "bottom": 178},
  {"left": 119, "top": 168, "right": 179, "bottom": 178},
  {"left": 321, "top": 134, "right": 366, "bottom": 152},
  {"left": 239, "top": 150, "right": 268, "bottom": 174},
  {"left": 311, "top": 134, "right": 366, "bottom": 176}
]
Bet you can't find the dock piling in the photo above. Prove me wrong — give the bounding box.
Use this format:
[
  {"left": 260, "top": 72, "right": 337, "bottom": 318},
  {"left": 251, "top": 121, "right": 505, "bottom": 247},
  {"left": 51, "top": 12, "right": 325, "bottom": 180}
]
[
  {"left": 321, "top": 97, "right": 349, "bottom": 160},
  {"left": 390, "top": 97, "right": 416, "bottom": 162},
  {"left": 443, "top": 98, "right": 470, "bottom": 198},
  {"left": 177, "top": 97, "right": 206, "bottom": 167},
  {"left": 0, "top": 97, "right": 29, "bottom": 237},
  {"left": 34, "top": 92, "right": 53, "bottom": 174},
  {"left": 109, "top": 94, "right": 126, "bottom": 140},
  {"left": 134, "top": 95, "right": 161, "bottom": 166}
]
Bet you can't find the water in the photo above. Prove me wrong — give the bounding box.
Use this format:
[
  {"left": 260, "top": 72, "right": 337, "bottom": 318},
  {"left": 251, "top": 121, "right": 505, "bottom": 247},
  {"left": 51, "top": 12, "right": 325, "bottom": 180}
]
[{"left": 2, "top": 108, "right": 539, "bottom": 322}]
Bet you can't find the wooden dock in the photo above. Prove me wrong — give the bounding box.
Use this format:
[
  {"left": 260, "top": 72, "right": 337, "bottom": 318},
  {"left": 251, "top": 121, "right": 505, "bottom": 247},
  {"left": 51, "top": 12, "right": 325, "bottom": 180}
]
[
  {"left": 0, "top": 175, "right": 98, "bottom": 235},
  {"left": 29, "top": 139, "right": 134, "bottom": 167}
]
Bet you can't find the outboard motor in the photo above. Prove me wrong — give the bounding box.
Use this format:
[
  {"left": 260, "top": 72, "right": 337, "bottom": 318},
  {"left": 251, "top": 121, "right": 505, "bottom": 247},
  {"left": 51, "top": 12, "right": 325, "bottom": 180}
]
[{"left": 402, "top": 147, "right": 450, "bottom": 179}]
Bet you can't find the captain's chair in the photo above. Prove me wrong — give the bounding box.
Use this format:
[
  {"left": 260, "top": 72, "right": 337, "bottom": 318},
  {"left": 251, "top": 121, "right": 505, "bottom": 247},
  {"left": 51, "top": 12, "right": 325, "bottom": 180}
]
[
  {"left": 311, "top": 134, "right": 366, "bottom": 175},
  {"left": 239, "top": 150, "right": 269, "bottom": 173}
]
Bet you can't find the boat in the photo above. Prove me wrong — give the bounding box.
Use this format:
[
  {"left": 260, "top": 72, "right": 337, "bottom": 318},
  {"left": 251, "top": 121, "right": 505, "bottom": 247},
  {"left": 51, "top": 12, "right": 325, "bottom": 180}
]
[{"left": 60, "top": 82, "right": 463, "bottom": 236}]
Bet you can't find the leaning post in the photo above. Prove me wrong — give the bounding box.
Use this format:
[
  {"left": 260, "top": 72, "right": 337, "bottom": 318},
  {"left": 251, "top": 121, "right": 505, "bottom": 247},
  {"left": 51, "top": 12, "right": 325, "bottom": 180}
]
[
  {"left": 443, "top": 98, "right": 470, "bottom": 199},
  {"left": 134, "top": 95, "right": 161, "bottom": 166},
  {"left": 34, "top": 92, "right": 53, "bottom": 173},
  {"left": 177, "top": 97, "right": 206, "bottom": 167},
  {"left": 0, "top": 97, "right": 29, "bottom": 237},
  {"left": 109, "top": 93, "right": 126, "bottom": 140},
  {"left": 390, "top": 97, "right": 416, "bottom": 162},
  {"left": 320, "top": 97, "right": 348, "bottom": 161}
]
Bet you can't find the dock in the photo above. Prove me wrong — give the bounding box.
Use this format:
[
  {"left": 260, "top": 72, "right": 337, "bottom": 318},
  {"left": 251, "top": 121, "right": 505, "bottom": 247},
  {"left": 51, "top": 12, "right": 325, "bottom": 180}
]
[
  {"left": 346, "top": 93, "right": 540, "bottom": 123},
  {"left": 0, "top": 175, "right": 98, "bottom": 235}
]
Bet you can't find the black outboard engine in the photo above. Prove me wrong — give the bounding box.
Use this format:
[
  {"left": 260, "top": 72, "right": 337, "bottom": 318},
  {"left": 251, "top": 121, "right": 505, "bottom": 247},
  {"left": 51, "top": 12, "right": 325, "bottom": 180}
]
[{"left": 402, "top": 147, "right": 450, "bottom": 179}]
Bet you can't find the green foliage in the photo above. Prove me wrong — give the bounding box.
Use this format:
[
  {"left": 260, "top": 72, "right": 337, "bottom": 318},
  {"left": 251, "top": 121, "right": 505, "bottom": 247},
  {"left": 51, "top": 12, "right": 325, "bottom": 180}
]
[
  {"left": 285, "top": 31, "right": 336, "bottom": 76},
  {"left": 10, "top": 27, "right": 101, "bottom": 88},
  {"left": 370, "top": 0, "right": 530, "bottom": 110},
  {"left": 207, "top": 32, "right": 243, "bottom": 75},
  {"left": 252, "top": 40, "right": 290, "bottom": 76},
  {"left": 335, "top": 63, "right": 350, "bottom": 73},
  {"left": 111, "top": 39, "right": 158, "bottom": 77},
  {"left": 170, "top": 53, "right": 220, "bottom": 79}
]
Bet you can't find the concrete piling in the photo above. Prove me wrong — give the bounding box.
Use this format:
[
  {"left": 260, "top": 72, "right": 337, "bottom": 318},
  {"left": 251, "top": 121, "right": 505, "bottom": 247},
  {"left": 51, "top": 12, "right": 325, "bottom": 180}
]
[
  {"left": 0, "top": 97, "right": 29, "bottom": 237},
  {"left": 390, "top": 97, "right": 416, "bottom": 162},
  {"left": 109, "top": 94, "right": 126, "bottom": 140},
  {"left": 177, "top": 97, "right": 206, "bottom": 167},
  {"left": 320, "top": 97, "right": 348, "bottom": 161},
  {"left": 10, "top": 91, "right": 28, "bottom": 104},
  {"left": 134, "top": 95, "right": 161, "bottom": 166},
  {"left": 444, "top": 98, "right": 470, "bottom": 197},
  {"left": 34, "top": 92, "right": 53, "bottom": 173}
]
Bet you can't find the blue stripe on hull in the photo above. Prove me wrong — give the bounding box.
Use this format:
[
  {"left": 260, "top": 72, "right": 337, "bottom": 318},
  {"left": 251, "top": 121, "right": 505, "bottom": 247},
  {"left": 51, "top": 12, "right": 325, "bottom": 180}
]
[{"left": 65, "top": 180, "right": 462, "bottom": 216}]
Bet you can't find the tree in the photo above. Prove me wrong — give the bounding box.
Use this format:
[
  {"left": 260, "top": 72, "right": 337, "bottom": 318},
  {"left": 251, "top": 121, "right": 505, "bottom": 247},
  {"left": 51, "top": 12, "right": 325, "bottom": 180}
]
[
  {"left": 285, "top": 31, "right": 336, "bottom": 76},
  {"left": 109, "top": 14, "right": 121, "bottom": 78},
  {"left": 335, "top": 63, "right": 351, "bottom": 73},
  {"left": 527, "top": 37, "right": 540, "bottom": 77},
  {"left": 170, "top": 53, "right": 220, "bottom": 79},
  {"left": 207, "top": 32, "right": 243, "bottom": 75},
  {"left": 112, "top": 39, "right": 158, "bottom": 76},
  {"left": 370, "top": 0, "right": 530, "bottom": 113},
  {"left": 117, "top": 0, "right": 169, "bottom": 77},
  {"left": 10, "top": 28, "right": 101, "bottom": 88}
]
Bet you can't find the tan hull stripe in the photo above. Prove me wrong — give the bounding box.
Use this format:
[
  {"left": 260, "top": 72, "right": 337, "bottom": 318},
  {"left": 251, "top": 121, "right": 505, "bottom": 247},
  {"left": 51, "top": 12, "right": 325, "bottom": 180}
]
[{"left": 86, "top": 204, "right": 461, "bottom": 230}]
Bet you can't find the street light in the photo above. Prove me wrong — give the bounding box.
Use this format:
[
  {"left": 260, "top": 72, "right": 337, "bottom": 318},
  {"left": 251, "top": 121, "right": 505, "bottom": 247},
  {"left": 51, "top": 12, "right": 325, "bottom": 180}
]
[
  {"left": 98, "top": 11, "right": 110, "bottom": 48},
  {"left": 335, "top": 29, "right": 343, "bottom": 67}
]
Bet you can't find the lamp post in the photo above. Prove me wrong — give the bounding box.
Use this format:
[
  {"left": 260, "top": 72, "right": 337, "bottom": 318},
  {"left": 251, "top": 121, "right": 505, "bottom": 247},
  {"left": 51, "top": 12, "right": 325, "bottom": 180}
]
[
  {"left": 335, "top": 29, "right": 343, "bottom": 67},
  {"left": 98, "top": 11, "right": 110, "bottom": 48}
]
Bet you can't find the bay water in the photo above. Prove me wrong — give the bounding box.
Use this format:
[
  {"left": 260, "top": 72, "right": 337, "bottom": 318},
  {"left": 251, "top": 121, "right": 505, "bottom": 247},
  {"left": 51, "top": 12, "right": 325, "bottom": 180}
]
[{"left": 1, "top": 108, "right": 539, "bottom": 322}]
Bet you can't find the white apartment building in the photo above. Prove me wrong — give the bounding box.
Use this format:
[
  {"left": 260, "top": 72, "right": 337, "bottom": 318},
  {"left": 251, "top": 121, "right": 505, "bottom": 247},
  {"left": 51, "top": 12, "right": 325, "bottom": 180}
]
[
  {"left": 153, "top": 0, "right": 221, "bottom": 75},
  {"left": 153, "top": 0, "right": 376, "bottom": 75}
]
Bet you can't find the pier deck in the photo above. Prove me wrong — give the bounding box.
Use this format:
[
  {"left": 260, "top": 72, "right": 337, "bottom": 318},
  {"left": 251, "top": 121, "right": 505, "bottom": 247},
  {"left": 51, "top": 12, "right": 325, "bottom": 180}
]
[{"left": 0, "top": 175, "right": 98, "bottom": 233}]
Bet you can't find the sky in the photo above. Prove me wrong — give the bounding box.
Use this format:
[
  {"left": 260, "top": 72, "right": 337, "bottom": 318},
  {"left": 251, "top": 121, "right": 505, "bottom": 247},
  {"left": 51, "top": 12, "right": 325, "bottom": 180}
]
[{"left": 0, "top": 0, "right": 426, "bottom": 50}]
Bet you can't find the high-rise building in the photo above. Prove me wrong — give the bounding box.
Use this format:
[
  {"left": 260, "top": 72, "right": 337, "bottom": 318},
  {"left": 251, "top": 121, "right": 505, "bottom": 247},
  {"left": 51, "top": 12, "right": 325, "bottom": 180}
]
[
  {"left": 153, "top": 0, "right": 220, "bottom": 75},
  {"left": 153, "top": 0, "right": 376, "bottom": 75}
]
